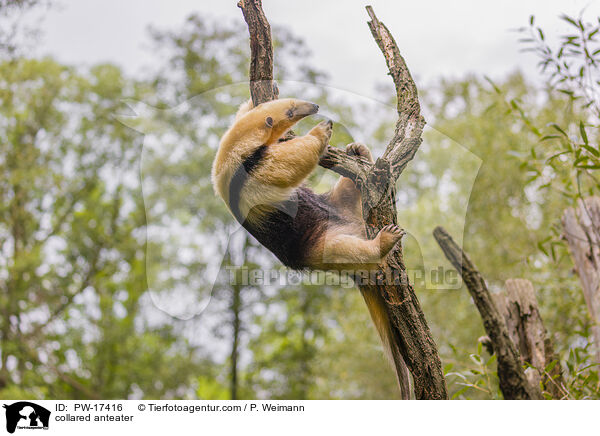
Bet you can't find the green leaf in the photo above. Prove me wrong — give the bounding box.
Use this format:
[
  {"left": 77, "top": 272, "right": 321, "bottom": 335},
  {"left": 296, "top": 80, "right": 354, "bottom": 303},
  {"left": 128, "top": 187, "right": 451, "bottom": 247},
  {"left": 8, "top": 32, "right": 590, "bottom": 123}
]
[
  {"left": 470, "top": 354, "right": 482, "bottom": 365},
  {"left": 484, "top": 76, "right": 501, "bottom": 94},
  {"left": 560, "top": 14, "right": 579, "bottom": 28},
  {"left": 541, "top": 134, "right": 561, "bottom": 141},
  {"left": 446, "top": 372, "right": 468, "bottom": 381},
  {"left": 548, "top": 123, "right": 568, "bottom": 137},
  {"left": 451, "top": 386, "right": 470, "bottom": 399},
  {"left": 546, "top": 150, "right": 570, "bottom": 163},
  {"left": 545, "top": 360, "right": 558, "bottom": 373},
  {"left": 538, "top": 241, "right": 549, "bottom": 256},
  {"left": 580, "top": 121, "right": 588, "bottom": 145},
  {"left": 582, "top": 144, "right": 599, "bottom": 157}
]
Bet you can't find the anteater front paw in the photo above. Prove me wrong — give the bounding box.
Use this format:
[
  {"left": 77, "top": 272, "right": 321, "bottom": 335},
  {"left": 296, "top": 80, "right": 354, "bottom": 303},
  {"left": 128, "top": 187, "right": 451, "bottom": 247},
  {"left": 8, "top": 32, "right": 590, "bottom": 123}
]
[
  {"left": 310, "top": 119, "right": 333, "bottom": 144},
  {"left": 346, "top": 142, "right": 374, "bottom": 163}
]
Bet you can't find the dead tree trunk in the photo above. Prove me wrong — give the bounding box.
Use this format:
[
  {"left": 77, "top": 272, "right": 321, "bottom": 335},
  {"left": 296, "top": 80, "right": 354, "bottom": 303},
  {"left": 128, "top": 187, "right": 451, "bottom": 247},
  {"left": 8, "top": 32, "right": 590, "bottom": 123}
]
[
  {"left": 238, "top": 0, "right": 447, "bottom": 399},
  {"left": 562, "top": 196, "right": 600, "bottom": 365},
  {"left": 496, "top": 279, "right": 564, "bottom": 398},
  {"left": 433, "top": 227, "right": 542, "bottom": 399},
  {"left": 230, "top": 280, "right": 242, "bottom": 400}
]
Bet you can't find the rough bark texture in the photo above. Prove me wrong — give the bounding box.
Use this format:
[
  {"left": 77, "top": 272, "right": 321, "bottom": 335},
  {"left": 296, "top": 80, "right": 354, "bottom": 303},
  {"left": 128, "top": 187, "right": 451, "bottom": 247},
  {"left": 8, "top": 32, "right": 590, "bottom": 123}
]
[
  {"left": 230, "top": 281, "right": 241, "bottom": 400},
  {"left": 238, "top": 0, "right": 448, "bottom": 399},
  {"left": 238, "top": 0, "right": 275, "bottom": 104},
  {"left": 498, "top": 280, "right": 546, "bottom": 371},
  {"left": 346, "top": 6, "right": 445, "bottom": 400},
  {"left": 562, "top": 197, "right": 600, "bottom": 365},
  {"left": 496, "top": 279, "right": 564, "bottom": 398},
  {"left": 433, "top": 227, "right": 542, "bottom": 399}
]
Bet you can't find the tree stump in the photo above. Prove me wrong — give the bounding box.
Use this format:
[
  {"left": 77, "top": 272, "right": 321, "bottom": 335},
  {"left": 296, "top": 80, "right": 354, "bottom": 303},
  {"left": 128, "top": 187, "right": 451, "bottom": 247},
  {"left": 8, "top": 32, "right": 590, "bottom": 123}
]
[
  {"left": 562, "top": 197, "right": 600, "bottom": 366},
  {"left": 495, "top": 279, "right": 564, "bottom": 398}
]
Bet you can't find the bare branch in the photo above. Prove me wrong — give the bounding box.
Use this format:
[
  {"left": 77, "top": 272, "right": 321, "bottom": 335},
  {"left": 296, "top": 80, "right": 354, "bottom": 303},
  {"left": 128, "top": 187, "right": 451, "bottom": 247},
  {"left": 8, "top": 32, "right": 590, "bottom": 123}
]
[
  {"left": 351, "top": 6, "right": 447, "bottom": 399},
  {"left": 433, "top": 226, "right": 542, "bottom": 399},
  {"left": 365, "top": 5, "right": 425, "bottom": 178},
  {"left": 239, "top": 1, "right": 373, "bottom": 185},
  {"left": 318, "top": 6, "right": 425, "bottom": 183},
  {"left": 238, "top": 0, "right": 275, "bottom": 105},
  {"left": 238, "top": 1, "right": 448, "bottom": 399},
  {"left": 318, "top": 145, "right": 371, "bottom": 182}
]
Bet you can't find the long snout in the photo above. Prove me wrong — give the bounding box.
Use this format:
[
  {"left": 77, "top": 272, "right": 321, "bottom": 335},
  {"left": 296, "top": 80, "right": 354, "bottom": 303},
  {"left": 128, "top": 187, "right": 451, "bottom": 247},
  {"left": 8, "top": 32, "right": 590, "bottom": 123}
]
[{"left": 293, "top": 101, "right": 319, "bottom": 117}]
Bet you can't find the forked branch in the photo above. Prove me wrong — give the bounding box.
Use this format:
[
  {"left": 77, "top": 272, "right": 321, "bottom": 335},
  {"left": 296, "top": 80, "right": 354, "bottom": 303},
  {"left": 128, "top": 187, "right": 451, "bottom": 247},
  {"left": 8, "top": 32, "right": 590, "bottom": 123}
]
[
  {"left": 238, "top": 0, "right": 447, "bottom": 399},
  {"left": 365, "top": 6, "right": 425, "bottom": 178}
]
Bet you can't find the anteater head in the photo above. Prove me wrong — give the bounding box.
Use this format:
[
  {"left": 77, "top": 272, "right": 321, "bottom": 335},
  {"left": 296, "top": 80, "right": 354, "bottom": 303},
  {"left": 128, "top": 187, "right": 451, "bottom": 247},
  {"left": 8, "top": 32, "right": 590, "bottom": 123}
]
[
  {"left": 252, "top": 98, "right": 319, "bottom": 143},
  {"left": 212, "top": 97, "right": 320, "bottom": 206}
]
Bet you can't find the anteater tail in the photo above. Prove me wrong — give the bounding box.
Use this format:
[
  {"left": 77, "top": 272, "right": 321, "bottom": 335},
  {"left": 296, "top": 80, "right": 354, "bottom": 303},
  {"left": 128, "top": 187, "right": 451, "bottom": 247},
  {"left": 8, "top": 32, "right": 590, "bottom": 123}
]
[{"left": 360, "top": 286, "right": 412, "bottom": 399}]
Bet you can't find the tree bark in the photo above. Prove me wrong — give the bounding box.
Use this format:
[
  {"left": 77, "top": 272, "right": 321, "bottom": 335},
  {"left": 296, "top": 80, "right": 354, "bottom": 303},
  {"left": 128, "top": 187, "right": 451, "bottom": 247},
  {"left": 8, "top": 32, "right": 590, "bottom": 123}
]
[
  {"left": 496, "top": 279, "right": 564, "bottom": 398},
  {"left": 562, "top": 196, "right": 600, "bottom": 365},
  {"left": 230, "top": 281, "right": 241, "bottom": 400},
  {"left": 433, "top": 227, "right": 542, "bottom": 399},
  {"left": 238, "top": 0, "right": 448, "bottom": 399},
  {"left": 238, "top": 0, "right": 275, "bottom": 104}
]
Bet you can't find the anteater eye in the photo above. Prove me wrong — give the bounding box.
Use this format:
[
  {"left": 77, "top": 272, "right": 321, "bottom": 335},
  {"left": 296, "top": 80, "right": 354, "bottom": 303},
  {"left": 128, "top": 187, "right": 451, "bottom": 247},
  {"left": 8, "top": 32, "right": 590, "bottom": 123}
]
[{"left": 286, "top": 108, "right": 294, "bottom": 119}]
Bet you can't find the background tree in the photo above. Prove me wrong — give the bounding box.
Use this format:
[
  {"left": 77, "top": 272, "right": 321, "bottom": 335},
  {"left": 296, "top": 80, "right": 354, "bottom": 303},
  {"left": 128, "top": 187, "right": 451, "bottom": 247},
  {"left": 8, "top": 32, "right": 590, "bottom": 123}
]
[
  {"left": 134, "top": 13, "right": 392, "bottom": 400},
  {"left": 0, "top": 57, "right": 214, "bottom": 399},
  {"left": 2, "top": 2, "right": 600, "bottom": 400}
]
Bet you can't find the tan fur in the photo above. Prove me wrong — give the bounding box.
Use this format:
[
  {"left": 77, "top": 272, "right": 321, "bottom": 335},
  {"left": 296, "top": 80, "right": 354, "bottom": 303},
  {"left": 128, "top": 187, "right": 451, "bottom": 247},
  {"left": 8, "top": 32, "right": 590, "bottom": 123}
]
[
  {"left": 212, "top": 98, "right": 403, "bottom": 267},
  {"left": 213, "top": 99, "right": 331, "bottom": 222},
  {"left": 212, "top": 97, "right": 410, "bottom": 396},
  {"left": 361, "top": 286, "right": 412, "bottom": 398},
  {"left": 328, "top": 143, "right": 373, "bottom": 217},
  {"left": 307, "top": 224, "right": 404, "bottom": 270}
]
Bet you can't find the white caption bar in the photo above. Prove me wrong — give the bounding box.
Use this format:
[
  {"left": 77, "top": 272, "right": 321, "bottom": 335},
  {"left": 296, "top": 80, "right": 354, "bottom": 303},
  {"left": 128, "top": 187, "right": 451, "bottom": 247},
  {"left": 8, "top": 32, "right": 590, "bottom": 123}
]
[{"left": 0, "top": 400, "right": 594, "bottom": 436}]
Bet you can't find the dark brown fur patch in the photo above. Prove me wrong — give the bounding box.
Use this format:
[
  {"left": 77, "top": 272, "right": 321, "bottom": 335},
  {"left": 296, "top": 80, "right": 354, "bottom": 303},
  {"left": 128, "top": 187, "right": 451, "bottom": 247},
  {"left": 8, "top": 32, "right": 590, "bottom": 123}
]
[{"left": 243, "top": 187, "right": 349, "bottom": 269}]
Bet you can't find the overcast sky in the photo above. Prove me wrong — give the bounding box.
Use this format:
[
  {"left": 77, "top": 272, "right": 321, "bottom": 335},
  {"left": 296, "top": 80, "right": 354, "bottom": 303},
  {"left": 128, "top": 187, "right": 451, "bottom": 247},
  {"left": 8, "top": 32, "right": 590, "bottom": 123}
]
[{"left": 31, "top": 0, "right": 600, "bottom": 99}]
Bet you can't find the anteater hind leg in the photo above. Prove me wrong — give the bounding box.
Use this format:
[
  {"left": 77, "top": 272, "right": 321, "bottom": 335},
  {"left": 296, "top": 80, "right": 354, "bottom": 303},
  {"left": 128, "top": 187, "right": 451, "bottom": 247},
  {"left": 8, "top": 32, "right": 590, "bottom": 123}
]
[
  {"left": 328, "top": 143, "right": 374, "bottom": 218},
  {"left": 308, "top": 224, "right": 404, "bottom": 271}
]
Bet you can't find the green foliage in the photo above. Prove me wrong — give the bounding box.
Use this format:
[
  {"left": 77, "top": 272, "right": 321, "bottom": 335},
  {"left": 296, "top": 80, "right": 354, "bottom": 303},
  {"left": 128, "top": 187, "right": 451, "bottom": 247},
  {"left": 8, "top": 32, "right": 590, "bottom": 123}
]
[
  {"left": 3, "top": 5, "right": 600, "bottom": 401},
  {"left": 433, "top": 11, "right": 600, "bottom": 399},
  {"left": 513, "top": 12, "right": 600, "bottom": 398},
  {"left": 446, "top": 341, "right": 500, "bottom": 400},
  {"left": 562, "top": 343, "right": 600, "bottom": 399},
  {"left": 498, "top": 14, "right": 600, "bottom": 203},
  {"left": 196, "top": 375, "right": 229, "bottom": 400},
  {"left": 0, "top": 57, "right": 210, "bottom": 399},
  {"left": 140, "top": 14, "right": 383, "bottom": 400}
]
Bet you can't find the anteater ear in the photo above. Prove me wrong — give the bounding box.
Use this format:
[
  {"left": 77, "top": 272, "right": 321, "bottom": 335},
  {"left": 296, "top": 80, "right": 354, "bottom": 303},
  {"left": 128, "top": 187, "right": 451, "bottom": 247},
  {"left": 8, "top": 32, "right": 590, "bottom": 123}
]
[{"left": 265, "top": 116, "right": 274, "bottom": 128}]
